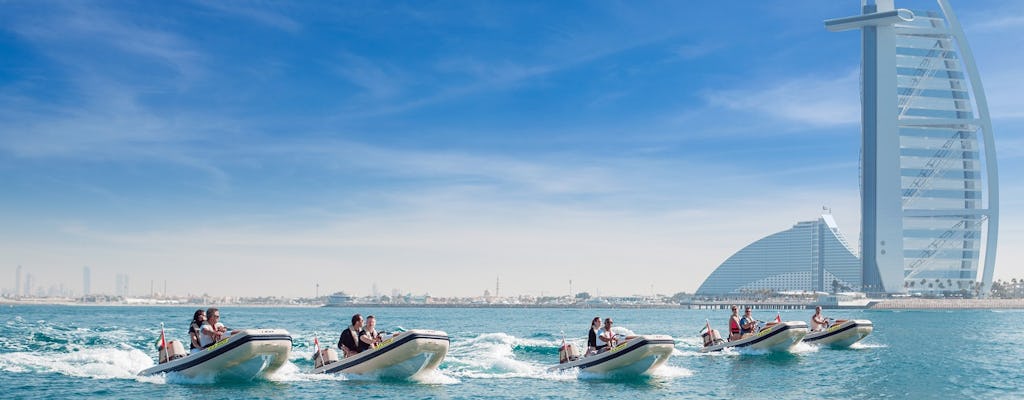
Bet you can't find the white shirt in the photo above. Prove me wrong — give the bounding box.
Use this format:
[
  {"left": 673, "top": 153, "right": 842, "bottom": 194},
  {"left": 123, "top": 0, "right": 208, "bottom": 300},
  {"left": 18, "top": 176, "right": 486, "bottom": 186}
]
[
  {"left": 596, "top": 328, "right": 614, "bottom": 346},
  {"left": 198, "top": 322, "right": 225, "bottom": 348}
]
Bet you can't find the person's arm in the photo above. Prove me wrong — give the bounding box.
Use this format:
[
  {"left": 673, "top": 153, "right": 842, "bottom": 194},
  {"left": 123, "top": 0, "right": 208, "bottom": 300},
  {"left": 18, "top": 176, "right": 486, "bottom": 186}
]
[
  {"left": 200, "top": 324, "right": 221, "bottom": 342},
  {"left": 360, "top": 332, "right": 375, "bottom": 346}
]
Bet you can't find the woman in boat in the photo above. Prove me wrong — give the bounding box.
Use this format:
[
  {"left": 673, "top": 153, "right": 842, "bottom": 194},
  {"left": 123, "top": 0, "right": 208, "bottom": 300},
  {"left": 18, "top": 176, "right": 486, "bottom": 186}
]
[
  {"left": 358, "top": 315, "right": 382, "bottom": 352},
  {"left": 188, "top": 309, "right": 206, "bottom": 353},
  {"left": 810, "top": 306, "right": 829, "bottom": 331},
  {"left": 586, "top": 317, "right": 601, "bottom": 355},
  {"left": 727, "top": 305, "right": 741, "bottom": 341},
  {"left": 338, "top": 313, "right": 364, "bottom": 357}
]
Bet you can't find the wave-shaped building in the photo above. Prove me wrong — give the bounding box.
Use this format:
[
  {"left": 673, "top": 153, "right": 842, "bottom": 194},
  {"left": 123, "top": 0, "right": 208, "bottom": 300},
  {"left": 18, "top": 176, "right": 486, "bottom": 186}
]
[
  {"left": 826, "top": 0, "right": 999, "bottom": 295},
  {"left": 696, "top": 215, "right": 861, "bottom": 295}
]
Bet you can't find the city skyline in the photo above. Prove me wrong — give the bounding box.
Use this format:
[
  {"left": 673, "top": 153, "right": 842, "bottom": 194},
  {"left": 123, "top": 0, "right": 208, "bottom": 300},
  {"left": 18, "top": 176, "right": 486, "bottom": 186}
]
[{"left": 1, "top": 1, "right": 1022, "bottom": 298}]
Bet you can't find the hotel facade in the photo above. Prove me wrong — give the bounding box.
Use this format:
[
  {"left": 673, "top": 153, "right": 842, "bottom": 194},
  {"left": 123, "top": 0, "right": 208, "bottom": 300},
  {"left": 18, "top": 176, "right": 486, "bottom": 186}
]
[{"left": 697, "top": 1, "right": 998, "bottom": 295}]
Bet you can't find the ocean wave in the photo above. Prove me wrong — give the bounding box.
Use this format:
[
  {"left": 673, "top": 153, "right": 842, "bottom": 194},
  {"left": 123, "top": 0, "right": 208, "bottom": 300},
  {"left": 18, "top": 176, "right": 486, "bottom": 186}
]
[{"left": 0, "top": 347, "right": 154, "bottom": 380}]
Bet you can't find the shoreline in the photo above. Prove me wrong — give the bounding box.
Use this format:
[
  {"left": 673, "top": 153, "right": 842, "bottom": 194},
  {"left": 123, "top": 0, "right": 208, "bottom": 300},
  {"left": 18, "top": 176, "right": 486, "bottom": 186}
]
[{"left": 3, "top": 298, "right": 1024, "bottom": 310}]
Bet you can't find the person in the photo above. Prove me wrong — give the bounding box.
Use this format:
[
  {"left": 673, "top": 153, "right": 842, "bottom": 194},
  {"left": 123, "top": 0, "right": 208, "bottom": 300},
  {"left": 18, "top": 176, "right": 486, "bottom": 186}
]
[
  {"left": 199, "top": 307, "right": 238, "bottom": 348},
  {"left": 188, "top": 309, "right": 206, "bottom": 353},
  {"left": 586, "top": 317, "right": 601, "bottom": 355},
  {"left": 596, "top": 318, "right": 618, "bottom": 351},
  {"left": 338, "top": 313, "right": 364, "bottom": 357},
  {"left": 358, "top": 315, "right": 383, "bottom": 352},
  {"left": 727, "top": 305, "right": 742, "bottom": 341},
  {"left": 810, "top": 306, "right": 829, "bottom": 331},
  {"left": 739, "top": 307, "right": 758, "bottom": 337}
]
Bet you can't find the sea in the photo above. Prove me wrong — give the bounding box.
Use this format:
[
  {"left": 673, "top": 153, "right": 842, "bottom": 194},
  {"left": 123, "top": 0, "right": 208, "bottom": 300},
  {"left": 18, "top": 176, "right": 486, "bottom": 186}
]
[{"left": 1, "top": 305, "right": 1021, "bottom": 399}]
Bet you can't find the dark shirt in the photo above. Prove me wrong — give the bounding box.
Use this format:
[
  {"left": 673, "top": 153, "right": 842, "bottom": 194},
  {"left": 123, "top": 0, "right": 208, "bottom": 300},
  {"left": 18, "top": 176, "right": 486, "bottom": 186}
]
[
  {"left": 739, "top": 316, "right": 755, "bottom": 334},
  {"left": 357, "top": 329, "right": 379, "bottom": 352},
  {"left": 338, "top": 327, "right": 360, "bottom": 353},
  {"left": 188, "top": 322, "right": 202, "bottom": 350},
  {"left": 587, "top": 328, "right": 598, "bottom": 349}
]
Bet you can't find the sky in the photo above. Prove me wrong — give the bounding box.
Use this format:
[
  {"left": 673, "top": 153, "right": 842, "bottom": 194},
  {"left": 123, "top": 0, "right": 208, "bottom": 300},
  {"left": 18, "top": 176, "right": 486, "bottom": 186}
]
[{"left": 1, "top": 0, "right": 1022, "bottom": 298}]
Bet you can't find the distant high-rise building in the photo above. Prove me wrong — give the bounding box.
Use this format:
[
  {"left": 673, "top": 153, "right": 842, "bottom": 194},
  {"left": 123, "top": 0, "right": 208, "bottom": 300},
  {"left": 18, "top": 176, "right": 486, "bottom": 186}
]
[
  {"left": 24, "top": 273, "right": 34, "bottom": 298},
  {"left": 15, "top": 265, "right": 22, "bottom": 297},
  {"left": 115, "top": 273, "right": 130, "bottom": 297},
  {"left": 83, "top": 266, "right": 91, "bottom": 296},
  {"left": 826, "top": 0, "right": 998, "bottom": 294},
  {"left": 697, "top": 215, "right": 861, "bottom": 295}
]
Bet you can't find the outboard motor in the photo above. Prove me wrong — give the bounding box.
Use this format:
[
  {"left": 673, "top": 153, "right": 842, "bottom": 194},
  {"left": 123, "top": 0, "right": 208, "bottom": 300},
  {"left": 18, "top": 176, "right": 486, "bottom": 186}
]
[
  {"left": 159, "top": 340, "right": 188, "bottom": 363},
  {"left": 313, "top": 348, "right": 340, "bottom": 369},
  {"left": 702, "top": 329, "right": 723, "bottom": 347},
  {"left": 558, "top": 343, "right": 581, "bottom": 364}
]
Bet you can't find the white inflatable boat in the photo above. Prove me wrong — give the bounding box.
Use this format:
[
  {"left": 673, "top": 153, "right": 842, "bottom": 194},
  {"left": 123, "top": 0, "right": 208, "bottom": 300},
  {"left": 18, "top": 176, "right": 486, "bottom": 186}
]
[
  {"left": 312, "top": 329, "right": 449, "bottom": 378},
  {"left": 549, "top": 335, "right": 675, "bottom": 377},
  {"left": 138, "top": 329, "right": 292, "bottom": 380},
  {"left": 700, "top": 321, "right": 808, "bottom": 353},
  {"left": 802, "top": 319, "right": 873, "bottom": 348}
]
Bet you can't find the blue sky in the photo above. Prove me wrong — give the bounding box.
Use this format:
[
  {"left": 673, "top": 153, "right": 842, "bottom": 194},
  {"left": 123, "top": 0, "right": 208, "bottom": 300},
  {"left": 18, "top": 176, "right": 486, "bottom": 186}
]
[{"left": 1, "top": 0, "right": 1022, "bottom": 298}]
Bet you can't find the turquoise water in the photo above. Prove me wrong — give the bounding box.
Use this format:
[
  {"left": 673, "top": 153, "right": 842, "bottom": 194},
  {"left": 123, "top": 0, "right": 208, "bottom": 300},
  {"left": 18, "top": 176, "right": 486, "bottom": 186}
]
[{"left": 1, "top": 305, "right": 1022, "bottom": 399}]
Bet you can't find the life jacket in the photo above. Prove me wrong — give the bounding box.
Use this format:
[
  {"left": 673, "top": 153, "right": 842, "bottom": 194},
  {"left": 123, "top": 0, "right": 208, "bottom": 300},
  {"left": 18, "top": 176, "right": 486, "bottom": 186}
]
[{"left": 729, "top": 317, "right": 740, "bottom": 334}]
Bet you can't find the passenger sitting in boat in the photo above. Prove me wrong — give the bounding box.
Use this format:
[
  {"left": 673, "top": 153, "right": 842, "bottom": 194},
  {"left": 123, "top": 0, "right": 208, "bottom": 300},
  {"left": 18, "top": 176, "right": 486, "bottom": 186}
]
[
  {"left": 810, "top": 306, "right": 829, "bottom": 331},
  {"left": 338, "top": 313, "right": 364, "bottom": 357},
  {"left": 358, "top": 315, "right": 383, "bottom": 352},
  {"left": 188, "top": 309, "right": 206, "bottom": 353},
  {"left": 596, "top": 318, "right": 619, "bottom": 351},
  {"left": 727, "top": 306, "right": 741, "bottom": 341},
  {"left": 199, "top": 307, "right": 239, "bottom": 348},
  {"left": 739, "top": 307, "right": 758, "bottom": 337},
  {"left": 586, "top": 317, "right": 602, "bottom": 355}
]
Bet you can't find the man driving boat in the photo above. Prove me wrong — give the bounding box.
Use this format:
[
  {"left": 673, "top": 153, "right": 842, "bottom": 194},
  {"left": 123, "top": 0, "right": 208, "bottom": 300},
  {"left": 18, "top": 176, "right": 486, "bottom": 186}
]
[
  {"left": 739, "top": 307, "right": 758, "bottom": 337},
  {"left": 811, "top": 306, "right": 829, "bottom": 331}
]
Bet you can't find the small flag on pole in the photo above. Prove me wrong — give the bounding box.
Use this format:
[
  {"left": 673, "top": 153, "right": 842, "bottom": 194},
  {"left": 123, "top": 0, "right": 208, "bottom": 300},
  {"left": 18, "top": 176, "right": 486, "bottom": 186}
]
[
  {"left": 157, "top": 323, "right": 167, "bottom": 350},
  {"left": 774, "top": 313, "right": 782, "bottom": 323}
]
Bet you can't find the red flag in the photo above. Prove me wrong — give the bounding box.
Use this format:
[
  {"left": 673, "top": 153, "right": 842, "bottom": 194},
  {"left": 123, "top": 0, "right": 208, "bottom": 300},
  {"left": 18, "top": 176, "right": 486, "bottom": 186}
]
[
  {"left": 775, "top": 313, "right": 782, "bottom": 323},
  {"left": 160, "top": 325, "right": 166, "bottom": 349}
]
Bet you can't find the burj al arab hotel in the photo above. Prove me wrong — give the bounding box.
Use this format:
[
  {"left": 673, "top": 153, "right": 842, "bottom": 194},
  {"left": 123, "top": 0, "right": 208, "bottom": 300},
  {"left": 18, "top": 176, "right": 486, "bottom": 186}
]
[{"left": 826, "top": 0, "right": 999, "bottom": 295}]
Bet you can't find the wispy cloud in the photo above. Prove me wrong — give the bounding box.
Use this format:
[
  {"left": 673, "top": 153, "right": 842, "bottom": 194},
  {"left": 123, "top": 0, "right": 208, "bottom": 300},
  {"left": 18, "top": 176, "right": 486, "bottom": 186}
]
[
  {"left": 9, "top": 3, "right": 203, "bottom": 81},
  {"left": 334, "top": 52, "right": 407, "bottom": 100},
  {"left": 703, "top": 69, "right": 860, "bottom": 127},
  {"left": 194, "top": 1, "right": 302, "bottom": 33}
]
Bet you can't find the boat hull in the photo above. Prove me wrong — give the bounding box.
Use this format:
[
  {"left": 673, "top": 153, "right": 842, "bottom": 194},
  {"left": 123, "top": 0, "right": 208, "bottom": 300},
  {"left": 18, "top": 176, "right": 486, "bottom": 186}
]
[
  {"left": 138, "top": 329, "right": 292, "bottom": 381},
  {"left": 700, "top": 321, "right": 808, "bottom": 353},
  {"left": 550, "top": 335, "right": 674, "bottom": 377},
  {"left": 802, "top": 319, "right": 873, "bottom": 348},
  {"left": 313, "top": 329, "right": 449, "bottom": 379}
]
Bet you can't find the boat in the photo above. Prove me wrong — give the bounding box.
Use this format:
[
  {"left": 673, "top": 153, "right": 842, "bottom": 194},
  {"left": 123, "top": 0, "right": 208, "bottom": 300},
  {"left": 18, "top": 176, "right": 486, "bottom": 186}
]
[
  {"left": 802, "top": 319, "right": 873, "bottom": 348},
  {"left": 138, "top": 329, "right": 292, "bottom": 381},
  {"left": 323, "top": 292, "right": 354, "bottom": 307},
  {"left": 312, "top": 329, "right": 449, "bottom": 378},
  {"left": 549, "top": 334, "right": 675, "bottom": 377},
  {"left": 699, "top": 321, "right": 808, "bottom": 353}
]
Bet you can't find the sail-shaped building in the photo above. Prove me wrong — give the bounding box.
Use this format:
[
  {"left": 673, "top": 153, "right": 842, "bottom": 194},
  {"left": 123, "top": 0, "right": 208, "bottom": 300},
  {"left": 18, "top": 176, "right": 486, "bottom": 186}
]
[
  {"left": 825, "top": 0, "right": 998, "bottom": 294},
  {"left": 696, "top": 215, "right": 861, "bottom": 295}
]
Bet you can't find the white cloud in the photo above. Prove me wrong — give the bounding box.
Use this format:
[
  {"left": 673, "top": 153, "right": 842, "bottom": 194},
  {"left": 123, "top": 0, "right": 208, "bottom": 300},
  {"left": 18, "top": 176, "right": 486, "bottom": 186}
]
[
  {"left": 703, "top": 70, "right": 861, "bottom": 127},
  {"left": 194, "top": 1, "right": 302, "bottom": 33}
]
